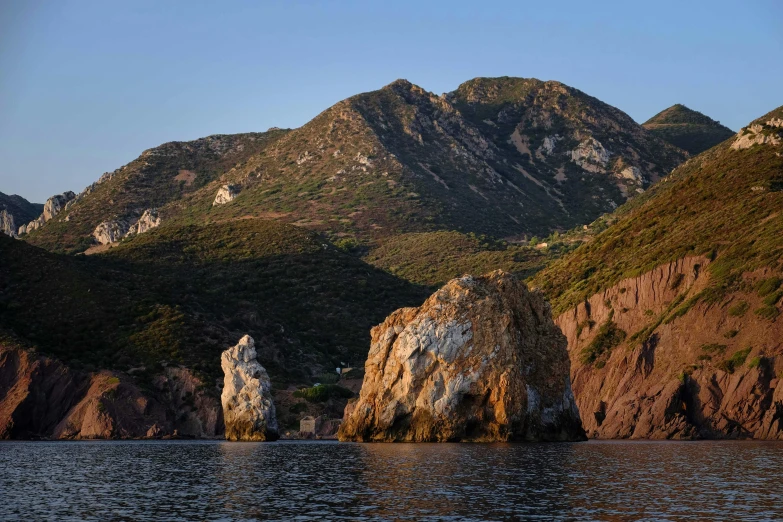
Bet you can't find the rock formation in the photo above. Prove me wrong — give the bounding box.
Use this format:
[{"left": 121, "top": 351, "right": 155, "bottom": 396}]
[
  {"left": 0, "top": 343, "right": 222, "bottom": 439},
  {"left": 213, "top": 184, "right": 240, "bottom": 205},
  {"left": 0, "top": 210, "right": 16, "bottom": 237},
  {"left": 731, "top": 118, "right": 783, "bottom": 150},
  {"left": 92, "top": 220, "right": 130, "bottom": 245},
  {"left": 221, "top": 335, "right": 279, "bottom": 441},
  {"left": 338, "top": 270, "right": 585, "bottom": 442},
  {"left": 17, "top": 191, "right": 76, "bottom": 235},
  {"left": 126, "top": 208, "right": 161, "bottom": 236},
  {"left": 556, "top": 257, "right": 783, "bottom": 440}
]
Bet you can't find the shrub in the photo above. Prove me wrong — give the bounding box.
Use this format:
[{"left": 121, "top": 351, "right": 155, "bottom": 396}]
[
  {"left": 755, "top": 277, "right": 782, "bottom": 297},
  {"left": 580, "top": 321, "right": 627, "bottom": 365},
  {"left": 723, "top": 329, "right": 739, "bottom": 339},
  {"left": 701, "top": 343, "right": 727, "bottom": 354},
  {"left": 717, "top": 347, "right": 752, "bottom": 374},
  {"left": 747, "top": 356, "right": 766, "bottom": 370},
  {"left": 289, "top": 402, "right": 308, "bottom": 414},
  {"left": 763, "top": 291, "right": 783, "bottom": 306},
  {"left": 728, "top": 301, "right": 750, "bottom": 317},
  {"left": 293, "top": 384, "right": 354, "bottom": 403},
  {"left": 670, "top": 273, "right": 685, "bottom": 290},
  {"left": 755, "top": 306, "right": 780, "bottom": 321}
]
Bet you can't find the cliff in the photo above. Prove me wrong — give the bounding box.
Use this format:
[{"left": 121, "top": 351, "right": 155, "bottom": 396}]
[
  {"left": 0, "top": 343, "right": 222, "bottom": 440},
  {"left": 339, "top": 270, "right": 585, "bottom": 442},
  {"left": 556, "top": 258, "right": 783, "bottom": 439}
]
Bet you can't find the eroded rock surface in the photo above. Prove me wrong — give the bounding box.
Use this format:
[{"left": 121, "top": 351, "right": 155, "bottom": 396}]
[
  {"left": 338, "top": 270, "right": 585, "bottom": 442},
  {"left": 0, "top": 344, "right": 222, "bottom": 439},
  {"left": 557, "top": 257, "right": 783, "bottom": 439},
  {"left": 221, "top": 335, "right": 278, "bottom": 441}
]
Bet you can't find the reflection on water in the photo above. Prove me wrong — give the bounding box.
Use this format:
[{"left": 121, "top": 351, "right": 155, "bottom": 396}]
[{"left": 1, "top": 440, "right": 781, "bottom": 521}]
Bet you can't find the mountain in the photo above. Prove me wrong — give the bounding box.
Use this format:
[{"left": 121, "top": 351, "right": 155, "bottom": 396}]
[
  {"left": 643, "top": 104, "right": 735, "bottom": 155},
  {"left": 0, "top": 192, "right": 43, "bottom": 237},
  {"left": 20, "top": 131, "right": 288, "bottom": 253},
  {"left": 21, "top": 77, "right": 687, "bottom": 254},
  {"left": 533, "top": 106, "right": 783, "bottom": 439}
]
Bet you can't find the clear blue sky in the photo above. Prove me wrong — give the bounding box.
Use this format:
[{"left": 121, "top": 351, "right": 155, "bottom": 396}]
[{"left": 1, "top": 0, "right": 781, "bottom": 203}]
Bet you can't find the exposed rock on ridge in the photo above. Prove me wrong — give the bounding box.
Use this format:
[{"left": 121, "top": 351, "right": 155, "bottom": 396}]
[
  {"left": 221, "top": 335, "right": 279, "bottom": 441},
  {"left": 338, "top": 270, "right": 585, "bottom": 442}
]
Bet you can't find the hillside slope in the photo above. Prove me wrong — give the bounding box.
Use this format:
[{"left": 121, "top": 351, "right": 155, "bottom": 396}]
[
  {"left": 644, "top": 104, "right": 734, "bottom": 155},
  {"left": 0, "top": 192, "right": 42, "bottom": 237},
  {"left": 21, "top": 77, "right": 687, "bottom": 253},
  {"left": 22, "top": 131, "right": 288, "bottom": 253},
  {"left": 534, "top": 106, "right": 783, "bottom": 439}
]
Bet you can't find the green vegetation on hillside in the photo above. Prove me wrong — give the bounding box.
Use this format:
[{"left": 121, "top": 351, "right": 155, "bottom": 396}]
[
  {"left": 534, "top": 107, "right": 783, "bottom": 316},
  {"left": 643, "top": 104, "right": 735, "bottom": 155},
  {"left": 1, "top": 220, "right": 429, "bottom": 387}
]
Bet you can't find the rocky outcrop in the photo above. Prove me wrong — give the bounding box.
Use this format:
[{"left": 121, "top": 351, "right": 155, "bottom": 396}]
[
  {"left": 731, "top": 120, "right": 783, "bottom": 150},
  {"left": 0, "top": 344, "right": 222, "bottom": 439},
  {"left": 18, "top": 191, "right": 76, "bottom": 235},
  {"left": 92, "top": 209, "right": 161, "bottom": 245},
  {"left": 126, "top": 208, "right": 161, "bottom": 236},
  {"left": 0, "top": 210, "right": 16, "bottom": 237},
  {"left": 221, "top": 335, "right": 278, "bottom": 441},
  {"left": 556, "top": 257, "right": 783, "bottom": 439},
  {"left": 338, "top": 271, "right": 585, "bottom": 442},
  {"left": 92, "top": 220, "right": 130, "bottom": 245},
  {"left": 213, "top": 184, "right": 240, "bottom": 206}
]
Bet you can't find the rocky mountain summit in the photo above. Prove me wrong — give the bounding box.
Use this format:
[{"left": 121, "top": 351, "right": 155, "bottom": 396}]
[
  {"left": 534, "top": 106, "right": 783, "bottom": 439},
  {"left": 0, "top": 192, "right": 42, "bottom": 237},
  {"left": 221, "top": 335, "right": 278, "bottom": 441},
  {"left": 643, "top": 104, "right": 735, "bottom": 155},
  {"left": 339, "top": 270, "right": 585, "bottom": 442}
]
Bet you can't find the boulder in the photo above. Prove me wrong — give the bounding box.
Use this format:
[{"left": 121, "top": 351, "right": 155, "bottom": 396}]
[
  {"left": 213, "top": 184, "right": 240, "bottom": 206},
  {"left": 221, "top": 335, "right": 278, "bottom": 441},
  {"left": 338, "top": 270, "right": 586, "bottom": 442}
]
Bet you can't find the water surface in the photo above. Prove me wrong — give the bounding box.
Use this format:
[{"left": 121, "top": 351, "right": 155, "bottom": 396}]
[{"left": 1, "top": 440, "right": 781, "bottom": 521}]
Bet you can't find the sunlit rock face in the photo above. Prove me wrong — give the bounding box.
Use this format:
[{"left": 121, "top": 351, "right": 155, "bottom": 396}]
[
  {"left": 221, "top": 335, "right": 279, "bottom": 441},
  {"left": 339, "top": 270, "right": 586, "bottom": 442}
]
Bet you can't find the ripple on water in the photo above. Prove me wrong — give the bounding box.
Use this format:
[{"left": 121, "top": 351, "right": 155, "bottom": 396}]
[{"left": 1, "top": 440, "right": 782, "bottom": 521}]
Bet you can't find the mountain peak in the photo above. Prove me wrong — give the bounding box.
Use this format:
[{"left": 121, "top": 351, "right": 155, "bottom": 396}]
[
  {"left": 644, "top": 104, "right": 726, "bottom": 127},
  {"left": 643, "top": 104, "right": 735, "bottom": 155}
]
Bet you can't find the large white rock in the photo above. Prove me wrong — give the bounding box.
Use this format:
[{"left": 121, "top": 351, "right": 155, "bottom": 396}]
[
  {"left": 0, "top": 210, "right": 16, "bottom": 237},
  {"left": 221, "top": 335, "right": 278, "bottom": 441},
  {"left": 570, "top": 137, "right": 610, "bottom": 172},
  {"left": 213, "top": 184, "right": 240, "bottom": 206},
  {"left": 127, "top": 209, "right": 161, "bottom": 236},
  {"left": 732, "top": 122, "right": 782, "bottom": 150},
  {"left": 92, "top": 220, "right": 129, "bottom": 245},
  {"left": 43, "top": 191, "right": 76, "bottom": 222}
]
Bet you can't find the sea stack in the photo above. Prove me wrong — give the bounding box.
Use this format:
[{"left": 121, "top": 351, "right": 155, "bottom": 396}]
[
  {"left": 221, "top": 335, "right": 279, "bottom": 441},
  {"left": 338, "top": 270, "right": 586, "bottom": 442}
]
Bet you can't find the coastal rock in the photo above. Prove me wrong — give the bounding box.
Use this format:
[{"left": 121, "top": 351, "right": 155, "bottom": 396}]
[
  {"left": 221, "top": 335, "right": 279, "bottom": 441},
  {"left": 213, "top": 184, "right": 240, "bottom": 206},
  {"left": 556, "top": 257, "right": 783, "bottom": 439},
  {"left": 0, "top": 343, "right": 222, "bottom": 440},
  {"left": 338, "top": 270, "right": 585, "bottom": 442}
]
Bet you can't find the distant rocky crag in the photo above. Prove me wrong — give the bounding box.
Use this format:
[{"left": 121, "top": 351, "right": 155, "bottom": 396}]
[{"left": 339, "top": 270, "right": 586, "bottom": 442}]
